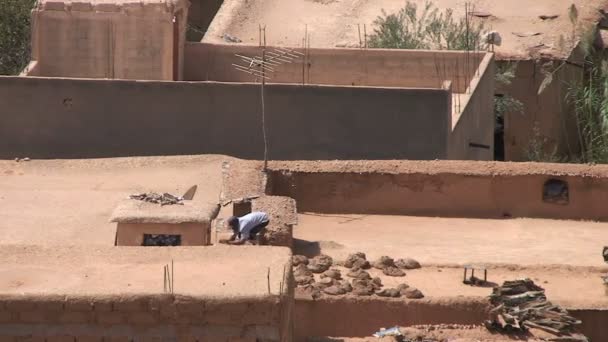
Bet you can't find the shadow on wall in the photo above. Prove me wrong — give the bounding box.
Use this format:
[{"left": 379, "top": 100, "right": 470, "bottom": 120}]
[{"left": 187, "top": 0, "right": 224, "bottom": 41}]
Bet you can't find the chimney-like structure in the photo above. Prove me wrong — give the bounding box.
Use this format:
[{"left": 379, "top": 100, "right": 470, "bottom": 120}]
[{"left": 30, "top": 0, "right": 190, "bottom": 80}]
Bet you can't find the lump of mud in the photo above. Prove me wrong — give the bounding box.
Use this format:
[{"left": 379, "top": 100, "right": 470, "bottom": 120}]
[
  {"left": 395, "top": 258, "right": 421, "bottom": 270},
  {"left": 294, "top": 264, "right": 312, "bottom": 277},
  {"left": 323, "top": 285, "right": 346, "bottom": 296},
  {"left": 295, "top": 275, "right": 314, "bottom": 286},
  {"left": 299, "top": 284, "right": 322, "bottom": 300},
  {"left": 352, "top": 283, "right": 375, "bottom": 296},
  {"left": 347, "top": 268, "right": 371, "bottom": 279},
  {"left": 403, "top": 287, "right": 424, "bottom": 299},
  {"left": 344, "top": 252, "right": 367, "bottom": 268},
  {"left": 316, "top": 277, "right": 338, "bottom": 288},
  {"left": 373, "top": 256, "right": 396, "bottom": 269},
  {"left": 396, "top": 283, "right": 410, "bottom": 292},
  {"left": 372, "top": 277, "right": 383, "bottom": 289},
  {"left": 340, "top": 280, "right": 353, "bottom": 293},
  {"left": 347, "top": 268, "right": 372, "bottom": 280},
  {"left": 308, "top": 254, "right": 333, "bottom": 273},
  {"left": 383, "top": 266, "right": 406, "bottom": 277},
  {"left": 321, "top": 269, "right": 342, "bottom": 280},
  {"left": 292, "top": 255, "right": 309, "bottom": 266},
  {"left": 352, "top": 258, "right": 371, "bottom": 269},
  {"left": 376, "top": 288, "right": 401, "bottom": 298}
]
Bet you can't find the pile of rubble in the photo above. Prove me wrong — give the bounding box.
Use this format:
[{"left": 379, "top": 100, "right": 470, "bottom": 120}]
[
  {"left": 129, "top": 192, "right": 183, "bottom": 206},
  {"left": 485, "top": 279, "right": 588, "bottom": 341},
  {"left": 293, "top": 252, "right": 423, "bottom": 299}
]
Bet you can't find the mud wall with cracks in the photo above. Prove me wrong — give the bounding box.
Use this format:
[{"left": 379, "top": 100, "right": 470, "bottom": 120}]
[
  {"left": 294, "top": 297, "right": 490, "bottom": 339},
  {"left": 266, "top": 161, "right": 608, "bottom": 221},
  {"left": 0, "top": 76, "right": 450, "bottom": 160}
]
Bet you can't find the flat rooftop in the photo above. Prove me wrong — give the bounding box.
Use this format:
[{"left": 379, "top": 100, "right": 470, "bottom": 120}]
[
  {"left": 294, "top": 214, "right": 608, "bottom": 267},
  {"left": 0, "top": 155, "right": 227, "bottom": 245},
  {"left": 205, "top": 0, "right": 607, "bottom": 58},
  {"left": 302, "top": 264, "right": 608, "bottom": 310},
  {"left": 0, "top": 245, "right": 290, "bottom": 297}
]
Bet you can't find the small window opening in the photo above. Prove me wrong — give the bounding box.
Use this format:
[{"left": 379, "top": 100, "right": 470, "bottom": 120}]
[
  {"left": 233, "top": 200, "right": 252, "bottom": 217},
  {"left": 543, "top": 179, "right": 569, "bottom": 205},
  {"left": 143, "top": 234, "right": 182, "bottom": 246}
]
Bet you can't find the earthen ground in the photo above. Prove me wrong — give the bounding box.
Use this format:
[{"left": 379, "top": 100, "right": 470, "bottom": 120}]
[
  {"left": 206, "top": 0, "right": 607, "bottom": 58},
  {"left": 0, "top": 155, "right": 229, "bottom": 245},
  {"left": 0, "top": 244, "right": 290, "bottom": 296},
  {"left": 294, "top": 213, "right": 608, "bottom": 267}
]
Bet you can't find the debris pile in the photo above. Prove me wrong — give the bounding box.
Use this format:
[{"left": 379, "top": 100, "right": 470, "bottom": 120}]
[
  {"left": 485, "top": 279, "right": 587, "bottom": 341},
  {"left": 129, "top": 192, "right": 183, "bottom": 206},
  {"left": 293, "top": 252, "right": 424, "bottom": 300}
]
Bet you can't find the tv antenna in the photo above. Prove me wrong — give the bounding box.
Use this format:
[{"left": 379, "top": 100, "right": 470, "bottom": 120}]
[{"left": 232, "top": 25, "right": 303, "bottom": 171}]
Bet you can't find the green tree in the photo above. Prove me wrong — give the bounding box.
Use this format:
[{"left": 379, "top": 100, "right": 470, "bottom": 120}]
[{"left": 0, "top": 0, "right": 36, "bottom": 75}]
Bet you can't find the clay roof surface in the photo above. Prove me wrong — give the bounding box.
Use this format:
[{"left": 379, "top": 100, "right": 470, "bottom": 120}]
[
  {"left": 0, "top": 245, "right": 291, "bottom": 297},
  {"left": 110, "top": 199, "right": 219, "bottom": 224}
]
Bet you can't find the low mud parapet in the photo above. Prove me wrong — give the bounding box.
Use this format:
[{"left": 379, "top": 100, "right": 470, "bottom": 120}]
[
  {"left": 266, "top": 160, "right": 608, "bottom": 221},
  {"left": 294, "top": 296, "right": 608, "bottom": 341},
  {"left": 0, "top": 245, "right": 294, "bottom": 341},
  {"left": 295, "top": 296, "right": 490, "bottom": 339},
  {"left": 0, "top": 294, "right": 287, "bottom": 341}
]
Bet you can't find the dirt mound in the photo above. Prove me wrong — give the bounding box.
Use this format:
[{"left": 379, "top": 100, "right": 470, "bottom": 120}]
[
  {"left": 308, "top": 254, "right": 333, "bottom": 273},
  {"left": 323, "top": 285, "right": 346, "bottom": 295},
  {"left": 373, "top": 256, "right": 395, "bottom": 269},
  {"left": 292, "top": 255, "right": 309, "bottom": 266},
  {"left": 383, "top": 266, "right": 406, "bottom": 277},
  {"left": 376, "top": 288, "right": 401, "bottom": 298},
  {"left": 344, "top": 252, "right": 370, "bottom": 269},
  {"left": 395, "top": 257, "right": 421, "bottom": 269},
  {"left": 321, "top": 269, "right": 342, "bottom": 280},
  {"left": 403, "top": 287, "right": 424, "bottom": 299}
]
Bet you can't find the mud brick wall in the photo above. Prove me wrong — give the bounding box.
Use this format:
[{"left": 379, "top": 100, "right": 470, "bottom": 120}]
[
  {"left": 251, "top": 196, "right": 297, "bottom": 248},
  {"left": 0, "top": 76, "right": 450, "bottom": 160},
  {"left": 0, "top": 294, "right": 288, "bottom": 341},
  {"left": 266, "top": 161, "right": 608, "bottom": 221},
  {"left": 220, "top": 161, "right": 297, "bottom": 248},
  {"left": 295, "top": 296, "right": 490, "bottom": 339},
  {"left": 184, "top": 43, "right": 485, "bottom": 93}
]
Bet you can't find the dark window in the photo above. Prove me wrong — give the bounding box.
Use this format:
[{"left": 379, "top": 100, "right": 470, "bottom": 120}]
[
  {"left": 543, "top": 179, "right": 569, "bottom": 205},
  {"left": 142, "top": 234, "right": 182, "bottom": 246},
  {"left": 233, "top": 200, "right": 252, "bottom": 217}
]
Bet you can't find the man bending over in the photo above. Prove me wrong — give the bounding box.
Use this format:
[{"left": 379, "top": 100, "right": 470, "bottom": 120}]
[{"left": 224, "top": 211, "right": 270, "bottom": 245}]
